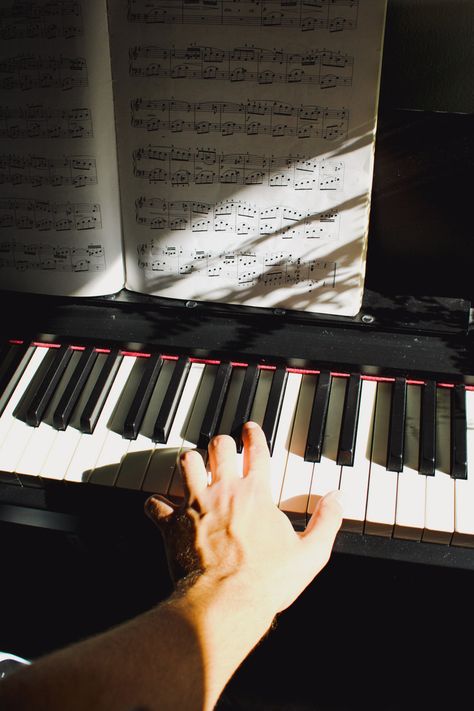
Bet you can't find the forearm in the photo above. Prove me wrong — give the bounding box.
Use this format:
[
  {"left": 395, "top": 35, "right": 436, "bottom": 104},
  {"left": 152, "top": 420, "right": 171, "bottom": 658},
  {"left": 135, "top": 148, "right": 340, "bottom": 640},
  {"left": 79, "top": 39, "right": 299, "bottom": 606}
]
[
  {"left": 0, "top": 571, "right": 274, "bottom": 711},
  {"left": 175, "top": 570, "right": 276, "bottom": 709}
]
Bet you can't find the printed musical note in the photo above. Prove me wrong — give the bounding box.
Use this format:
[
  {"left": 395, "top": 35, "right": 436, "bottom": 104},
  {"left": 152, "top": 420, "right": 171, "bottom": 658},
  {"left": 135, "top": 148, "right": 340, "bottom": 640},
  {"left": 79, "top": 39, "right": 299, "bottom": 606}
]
[
  {"left": 0, "top": 54, "right": 88, "bottom": 91},
  {"left": 0, "top": 154, "right": 97, "bottom": 188},
  {"left": 129, "top": 44, "right": 354, "bottom": 89},
  {"left": 0, "top": 1, "right": 83, "bottom": 41},
  {"left": 0, "top": 240, "right": 105, "bottom": 272},
  {"left": 135, "top": 197, "right": 340, "bottom": 240},
  {"left": 0, "top": 106, "right": 93, "bottom": 140},
  {"left": 0, "top": 198, "right": 101, "bottom": 231},
  {"left": 131, "top": 99, "right": 349, "bottom": 141},
  {"left": 135, "top": 244, "right": 337, "bottom": 290},
  {"left": 133, "top": 144, "right": 343, "bottom": 191},
  {"left": 127, "top": 0, "right": 359, "bottom": 33}
]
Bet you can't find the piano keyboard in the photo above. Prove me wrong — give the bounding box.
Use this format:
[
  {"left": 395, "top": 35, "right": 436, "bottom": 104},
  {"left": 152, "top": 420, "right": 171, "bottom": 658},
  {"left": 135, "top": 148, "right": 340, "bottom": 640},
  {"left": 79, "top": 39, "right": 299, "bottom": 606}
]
[{"left": 1, "top": 339, "right": 473, "bottom": 549}]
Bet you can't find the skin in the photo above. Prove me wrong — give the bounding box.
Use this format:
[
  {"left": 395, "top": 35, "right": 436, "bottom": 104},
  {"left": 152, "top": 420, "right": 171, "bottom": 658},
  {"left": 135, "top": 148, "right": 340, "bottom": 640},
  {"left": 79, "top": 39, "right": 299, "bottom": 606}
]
[{"left": 0, "top": 421, "right": 343, "bottom": 711}]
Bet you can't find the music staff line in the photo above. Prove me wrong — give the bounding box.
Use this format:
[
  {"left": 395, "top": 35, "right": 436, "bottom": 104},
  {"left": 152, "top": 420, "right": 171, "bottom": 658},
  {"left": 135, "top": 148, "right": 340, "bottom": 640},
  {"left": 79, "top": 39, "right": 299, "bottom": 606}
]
[
  {"left": 0, "top": 154, "right": 97, "bottom": 188},
  {"left": 127, "top": 0, "right": 359, "bottom": 33},
  {"left": 0, "top": 1, "right": 83, "bottom": 41},
  {"left": 0, "top": 240, "right": 106, "bottom": 273},
  {"left": 0, "top": 55, "right": 88, "bottom": 92},
  {"left": 129, "top": 44, "right": 353, "bottom": 88},
  {"left": 136, "top": 244, "right": 337, "bottom": 290},
  {"left": 0, "top": 106, "right": 93, "bottom": 140},
  {"left": 0, "top": 198, "right": 102, "bottom": 232},
  {"left": 132, "top": 144, "right": 344, "bottom": 190},
  {"left": 131, "top": 99, "right": 349, "bottom": 141},
  {"left": 135, "top": 197, "right": 340, "bottom": 240}
]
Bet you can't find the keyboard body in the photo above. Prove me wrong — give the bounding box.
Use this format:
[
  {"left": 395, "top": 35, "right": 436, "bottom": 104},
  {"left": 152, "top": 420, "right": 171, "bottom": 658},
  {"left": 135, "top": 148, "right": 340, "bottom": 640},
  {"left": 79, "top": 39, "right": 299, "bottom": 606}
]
[{"left": 1, "top": 288, "right": 474, "bottom": 570}]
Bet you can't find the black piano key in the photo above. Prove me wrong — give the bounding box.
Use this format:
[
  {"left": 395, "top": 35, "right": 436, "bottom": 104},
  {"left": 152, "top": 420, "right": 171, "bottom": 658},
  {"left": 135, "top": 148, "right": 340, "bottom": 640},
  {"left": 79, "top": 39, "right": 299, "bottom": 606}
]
[
  {"left": 52, "top": 347, "right": 98, "bottom": 430},
  {"left": 198, "top": 362, "right": 233, "bottom": 449},
  {"left": 304, "top": 370, "right": 331, "bottom": 462},
  {"left": 419, "top": 380, "right": 437, "bottom": 476},
  {"left": 451, "top": 384, "right": 467, "bottom": 479},
  {"left": 261, "top": 366, "right": 288, "bottom": 455},
  {"left": 0, "top": 342, "right": 27, "bottom": 396},
  {"left": 122, "top": 353, "right": 163, "bottom": 440},
  {"left": 79, "top": 349, "right": 123, "bottom": 434},
  {"left": 153, "top": 357, "right": 191, "bottom": 443},
  {"left": 337, "top": 374, "right": 362, "bottom": 466},
  {"left": 0, "top": 342, "right": 32, "bottom": 416},
  {"left": 25, "top": 345, "right": 74, "bottom": 427},
  {"left": 386, "top": 377, "right": 407, "bottom": 472},
  {"left": 230, "top": 363, "right": 259, "bottom": 452},
  {"left": 387, "top": 378, "right": 407, "bottom": 472}
]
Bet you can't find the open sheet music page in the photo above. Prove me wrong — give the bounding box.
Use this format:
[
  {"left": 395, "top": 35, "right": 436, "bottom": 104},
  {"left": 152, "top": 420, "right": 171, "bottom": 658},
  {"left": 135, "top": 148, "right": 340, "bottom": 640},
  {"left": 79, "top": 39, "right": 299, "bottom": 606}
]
[
  {"left": 110, "top": 0, "right": 387, "bottom": 316},
  {"left": 0, "top": 0, "right": 124, "bottom": 297}
]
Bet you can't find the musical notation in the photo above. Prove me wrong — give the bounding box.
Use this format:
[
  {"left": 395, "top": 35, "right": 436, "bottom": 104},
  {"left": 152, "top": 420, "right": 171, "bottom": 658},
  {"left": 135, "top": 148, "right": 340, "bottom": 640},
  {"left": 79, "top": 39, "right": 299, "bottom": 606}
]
[
  {"left": 127, "top": 0, "right": 359, "bottom": 33},
  {"left": 136, "top": 244, "right": 337, "bottom": 290},
  {"left": 0, "top": 154, "right": 97, "bottom": 188},
  {"left": 135, "top": 197, "right": 339, "bottom": 240},
  {"left": 0, "top": 1, "right": 83, "bottom": 41},
  {"left": 0, "top": 198, "right": 101, "bottom": 231},
  {"left": 0, "top": 240, "right": 105, "bottom": 272},
  {"left": 133, "top": 144, "right": 344, "bottom": 190},
  {"left": 0, "top": 55, "right": 88, "bottom": 91},
  {"left": 131, "top": 99, "right": 348, "bottom": 141},
  {"left": 0, "top": 106, "right": 93, "bottom": 139},
  {"left": 129, "top": 44, "right": 353, "bottom": 89}
]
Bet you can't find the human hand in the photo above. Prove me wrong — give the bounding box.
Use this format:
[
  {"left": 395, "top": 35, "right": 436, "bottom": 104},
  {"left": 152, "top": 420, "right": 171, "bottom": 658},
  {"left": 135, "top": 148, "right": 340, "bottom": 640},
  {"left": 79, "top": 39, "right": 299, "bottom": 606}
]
[{"left": 146, "top": 421, "right": 343, "bottom": 616}]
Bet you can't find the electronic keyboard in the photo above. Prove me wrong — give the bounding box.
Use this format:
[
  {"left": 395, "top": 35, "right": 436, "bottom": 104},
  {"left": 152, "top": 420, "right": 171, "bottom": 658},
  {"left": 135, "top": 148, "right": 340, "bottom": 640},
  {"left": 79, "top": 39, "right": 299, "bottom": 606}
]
[{"left": 1, "top": 288, "right": 473, "bottom": 570}]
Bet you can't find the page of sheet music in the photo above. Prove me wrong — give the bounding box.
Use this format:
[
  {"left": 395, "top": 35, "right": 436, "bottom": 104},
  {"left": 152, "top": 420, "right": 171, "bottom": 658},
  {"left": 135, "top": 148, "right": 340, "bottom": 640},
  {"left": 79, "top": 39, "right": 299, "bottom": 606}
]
[
  {"left": 0, "top": 0, "right": 124, "bottom": 297},
  {"left": 110, "top": 0, "right": 387, "bottom": 316}
]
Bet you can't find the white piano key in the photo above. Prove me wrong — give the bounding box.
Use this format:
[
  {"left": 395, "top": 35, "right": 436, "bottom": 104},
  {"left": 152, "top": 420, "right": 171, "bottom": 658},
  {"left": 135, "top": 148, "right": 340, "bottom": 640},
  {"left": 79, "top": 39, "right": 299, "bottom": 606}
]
[
  {"left": 249, "top": 368, "right": 274, "bottom": 425},
  {"left": 116, "top": 358, "right": 175, "bottom": 491},
  {"left": 167, "top": 362, "right": 208, "bottom": 500},
  {"left": 40, "top": 352, "right": 110, "bottom": 480},
  {"left": 141, "top": 361, "right": 206, "bottom": 495},
  {"left": 14, "top": 350, "right": 84, "bottom": 479},
  {"left": 453, "top": 389, "right": 474, "bottom": 546},
  {"left": 364, "top": 381, "right": 398, "bottom": 537},
  {"left": 87, "top": 356, "right": 143, "bottom": 486},
  {"left": 40, "top": 426, "right": 82, "bottom": 481},
  {"left": 339, "top": 378, "right": 377, "bottom": 533},
  {"left": 64, "top": 356, "right": 136, "bottom": 483},
  {"left": 268, "top": 372, "right": 301, "bottom": 505},
  {"left": 279, "top": 374, "right": 317, "bottom": 526},
  {"left": 0, "top": 346, "right": 51, "bottom": 472},
  {"left": 394, "top": 384, "right": 425, "bottom": 541},
  {"left": 422, "top": 386, "right": 454, "bottom": 544},
  {"left": 0, "top": 346, "right": 48, "bottom": 452},
  {"left": 307, "top": 375, "right": 346, "bottom": 517}
]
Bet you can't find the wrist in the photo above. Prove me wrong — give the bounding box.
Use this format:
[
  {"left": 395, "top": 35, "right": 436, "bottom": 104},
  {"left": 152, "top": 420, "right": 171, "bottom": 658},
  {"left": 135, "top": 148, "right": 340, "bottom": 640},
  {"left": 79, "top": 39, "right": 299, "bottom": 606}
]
[{"left": 162, "top": 570, "right": 275, "bottom": 708}]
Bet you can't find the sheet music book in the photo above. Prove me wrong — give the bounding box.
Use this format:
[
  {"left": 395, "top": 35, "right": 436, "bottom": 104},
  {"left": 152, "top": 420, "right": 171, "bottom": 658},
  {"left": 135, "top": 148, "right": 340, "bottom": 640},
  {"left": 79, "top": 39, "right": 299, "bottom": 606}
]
[{"left": 0, "top": 0, "right": 387, "bottom": 316}]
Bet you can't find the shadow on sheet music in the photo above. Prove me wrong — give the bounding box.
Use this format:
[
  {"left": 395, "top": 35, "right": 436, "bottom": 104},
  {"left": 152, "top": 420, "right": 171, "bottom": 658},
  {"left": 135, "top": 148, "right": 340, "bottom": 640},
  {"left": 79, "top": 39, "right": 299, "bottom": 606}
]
[{"left": 123, "top": 108, "right": 474, "bottom": 380}]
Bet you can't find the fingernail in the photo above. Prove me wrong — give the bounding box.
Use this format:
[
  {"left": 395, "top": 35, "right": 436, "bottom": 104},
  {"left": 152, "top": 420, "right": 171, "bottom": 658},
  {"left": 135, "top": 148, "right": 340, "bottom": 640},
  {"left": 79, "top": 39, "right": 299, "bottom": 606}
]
[{"left": 244, "top": 420, "right": 257, "bottom": 430}]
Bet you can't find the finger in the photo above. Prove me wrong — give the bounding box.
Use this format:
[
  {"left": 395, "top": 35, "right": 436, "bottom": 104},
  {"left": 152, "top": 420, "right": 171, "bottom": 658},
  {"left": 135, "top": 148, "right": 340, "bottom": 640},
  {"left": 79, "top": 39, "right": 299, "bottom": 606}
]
[
  {"left": 145, "top": 494, "right": 176, "bottom": 527},
  {"left": 302, "top": 490, "right": 344, "bottom": 563},
  {"left": 207, "top": 434, "right": 238, "bottom": 482},
  {"left": 179, "top": 448, "right": 208, "bottom": 502},
  {"left": 242, "top": 421, "right": 270, "bottom": 479}
]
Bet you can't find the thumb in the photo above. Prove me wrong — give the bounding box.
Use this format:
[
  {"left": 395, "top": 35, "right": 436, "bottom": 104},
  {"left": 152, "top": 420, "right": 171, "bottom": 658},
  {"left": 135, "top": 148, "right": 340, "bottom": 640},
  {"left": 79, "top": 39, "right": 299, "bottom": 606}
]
[
  {"left": 145, "top": 495, "right": 176, "bottom": 527},
  {"left": 302, "top": 490, "right": 344, "bottom": 563}
]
